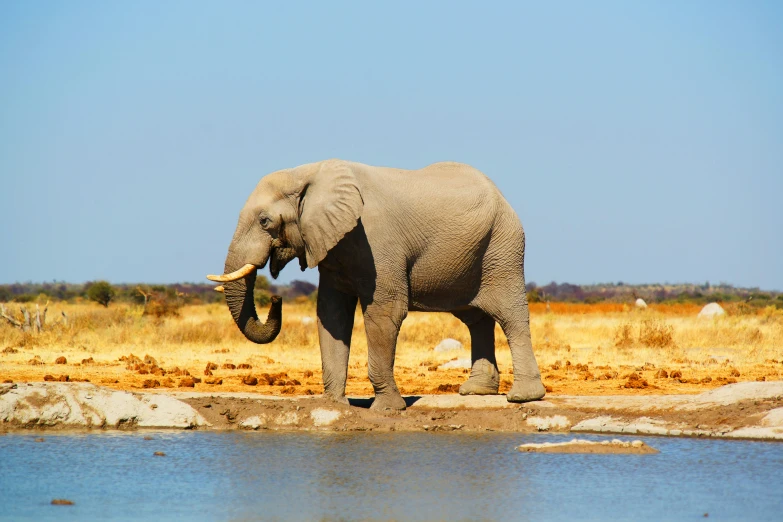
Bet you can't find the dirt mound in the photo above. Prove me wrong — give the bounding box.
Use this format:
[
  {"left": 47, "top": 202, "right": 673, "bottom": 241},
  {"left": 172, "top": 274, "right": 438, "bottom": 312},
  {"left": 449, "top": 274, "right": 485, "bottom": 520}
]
[{"left": 623, "top": 373, "right": 649, "bottom": 389}]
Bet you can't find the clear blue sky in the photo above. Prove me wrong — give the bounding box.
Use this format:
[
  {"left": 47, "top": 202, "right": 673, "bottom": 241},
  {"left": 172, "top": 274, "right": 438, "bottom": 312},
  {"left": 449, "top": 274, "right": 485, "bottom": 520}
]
[{"left": 1, "top": 1, "right": 781, "bottom": 289}]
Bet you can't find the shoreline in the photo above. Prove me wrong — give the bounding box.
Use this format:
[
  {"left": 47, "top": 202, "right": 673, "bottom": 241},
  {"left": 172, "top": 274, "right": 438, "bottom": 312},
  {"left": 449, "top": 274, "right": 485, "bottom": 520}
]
[{"left": 2, "top": 381, "right": 782, "bottom": 441}]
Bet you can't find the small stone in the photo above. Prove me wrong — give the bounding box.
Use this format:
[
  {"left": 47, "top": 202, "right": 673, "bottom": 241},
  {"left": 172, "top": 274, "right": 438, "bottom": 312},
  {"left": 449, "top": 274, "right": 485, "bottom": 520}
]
[
  {"left": 178, "top": 377, "right": 196, "bottom": 388},
  {"left": 205, "top": 377, "right": 223, "bottom": 385},
  {"left": 221, "top": 363, "right": 236, "bottom": 370},
  {"left": 51, "top": 499, "right": 74, "bottom": 506},
  {"left": 153, "top": 451, "right": 166, "bottom": 457},
  {"left": 54, "top": 356, "right": 67, "bottom": 364},
  {"left": 237, "top": 363, "right": 252, "bottom": 370},
  {"left": 434, "top": 338, "right": 463, "bottom": 352},
  {"left": 142, "top": 379, "right": 160, "bottom": 389},
  {"left": 242, "top": 375, "right": 258, "bottom": 386}
]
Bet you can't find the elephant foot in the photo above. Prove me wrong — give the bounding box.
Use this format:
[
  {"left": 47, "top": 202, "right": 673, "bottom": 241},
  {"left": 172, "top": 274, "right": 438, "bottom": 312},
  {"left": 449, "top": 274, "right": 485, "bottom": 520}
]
[
  {"left": 324, "top": 393, "right": 350, "bottom": 407},
  {"left": 370, "top": 392, "right": 407, "bottom": 411},
  {"left": 459, "top": 359, "right": 500, "bottom": 395},
  {"left": 506, "top": 377, "right": 546, "bottom": 403}
]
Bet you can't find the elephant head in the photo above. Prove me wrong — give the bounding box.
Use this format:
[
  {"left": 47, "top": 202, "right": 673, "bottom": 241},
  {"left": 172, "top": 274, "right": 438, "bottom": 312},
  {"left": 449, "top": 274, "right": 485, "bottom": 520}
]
[{"left": 207, "top": 160, "right": 363, "bottom": 344}]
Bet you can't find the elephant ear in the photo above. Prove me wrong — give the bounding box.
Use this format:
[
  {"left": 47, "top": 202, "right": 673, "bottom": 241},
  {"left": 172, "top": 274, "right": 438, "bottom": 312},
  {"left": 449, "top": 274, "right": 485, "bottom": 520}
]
[{"left": 298, "top": 162, "right": 363, "bottom": 268}]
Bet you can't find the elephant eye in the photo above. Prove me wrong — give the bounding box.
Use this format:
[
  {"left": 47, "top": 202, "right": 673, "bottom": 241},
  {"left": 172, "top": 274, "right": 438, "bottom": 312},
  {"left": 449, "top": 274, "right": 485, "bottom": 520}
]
[{"left": 259, "top": 216, "right": 271, "bottom": 228}]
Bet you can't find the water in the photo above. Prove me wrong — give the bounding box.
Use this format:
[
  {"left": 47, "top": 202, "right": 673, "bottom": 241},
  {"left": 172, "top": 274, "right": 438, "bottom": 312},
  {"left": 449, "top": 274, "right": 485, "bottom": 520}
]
[{"left": 1, "top": 431, "right": 781, "bottom": 521}]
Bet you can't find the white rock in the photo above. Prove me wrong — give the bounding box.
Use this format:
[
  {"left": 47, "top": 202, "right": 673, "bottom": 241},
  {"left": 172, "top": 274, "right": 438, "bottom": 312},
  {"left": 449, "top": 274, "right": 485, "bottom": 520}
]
[
  {"left": 0, "top": 383, "right": 208, "bottom": 429},
  {"left": 698, "top": 302, "right": 725, "bottom": 318},
  {"left": 240, "top": 415, "right": 267, "bottom": 430},
  {"left": 434, "top": 338, "right": 463, "bottom": 352},
  {"left": 438, "top": 358, "right": 471, "bottom": 370},
  {"left": 310, "top": 408, "right": 341, "bottom": 426},
  {"left": 635, "top": 298, "right": 647, "bottom": 309},
  {"left": 525, "top": 415, "right": 571, "bottom": 431}
]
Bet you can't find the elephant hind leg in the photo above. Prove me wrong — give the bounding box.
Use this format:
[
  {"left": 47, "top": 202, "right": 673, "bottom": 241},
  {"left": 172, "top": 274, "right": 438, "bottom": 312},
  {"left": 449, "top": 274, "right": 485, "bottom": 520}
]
[
  {"left": 474, "top": 289, "right": 545, "bottom": 403},
  {"left": 452, "top": 310, "right": 500, "bottom": 395}
]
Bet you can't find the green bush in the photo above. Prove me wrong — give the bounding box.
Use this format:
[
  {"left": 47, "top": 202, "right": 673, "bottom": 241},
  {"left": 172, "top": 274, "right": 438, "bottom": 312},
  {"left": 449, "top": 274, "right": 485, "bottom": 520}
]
[{"left": 86, "top": 281, "right": 115, "bottom": 308}]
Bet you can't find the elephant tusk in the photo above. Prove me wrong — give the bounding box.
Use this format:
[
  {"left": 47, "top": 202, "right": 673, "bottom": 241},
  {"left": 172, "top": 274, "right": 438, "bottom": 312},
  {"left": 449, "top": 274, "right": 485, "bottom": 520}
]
[
  {"left": 206, "top": 264, "right": 257, "bottom": 282},
  {"left": 214, "top": 285, "right": 224, "bottom": 293}
]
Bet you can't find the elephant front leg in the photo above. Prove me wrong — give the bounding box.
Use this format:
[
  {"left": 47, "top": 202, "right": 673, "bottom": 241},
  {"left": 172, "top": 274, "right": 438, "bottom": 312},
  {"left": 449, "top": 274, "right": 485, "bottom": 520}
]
[
  {"left": 363, "top": 300, "right": 408, "bottom": 411},
  {"left": 317, "top": 283, "right": 358, "bottom": 406}
]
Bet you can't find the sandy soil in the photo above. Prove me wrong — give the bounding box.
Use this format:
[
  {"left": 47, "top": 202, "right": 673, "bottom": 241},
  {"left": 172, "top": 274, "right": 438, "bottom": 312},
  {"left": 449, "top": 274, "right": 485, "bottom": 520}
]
[{"left": 1, "top": 354, "right": 780, "bottom": 398}]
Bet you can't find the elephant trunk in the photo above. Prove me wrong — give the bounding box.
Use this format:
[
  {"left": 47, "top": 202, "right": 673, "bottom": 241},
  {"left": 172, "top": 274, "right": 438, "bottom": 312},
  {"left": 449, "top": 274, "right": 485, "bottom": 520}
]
[{"left": 222, "top": 259, "right": 282, "bottom": 344}]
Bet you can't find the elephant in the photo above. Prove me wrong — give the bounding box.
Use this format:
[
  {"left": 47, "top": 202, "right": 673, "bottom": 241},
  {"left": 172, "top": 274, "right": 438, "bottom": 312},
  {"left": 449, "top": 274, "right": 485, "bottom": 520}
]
[{"left": 208, "top": 159, "right": 545, "bottom": 410}]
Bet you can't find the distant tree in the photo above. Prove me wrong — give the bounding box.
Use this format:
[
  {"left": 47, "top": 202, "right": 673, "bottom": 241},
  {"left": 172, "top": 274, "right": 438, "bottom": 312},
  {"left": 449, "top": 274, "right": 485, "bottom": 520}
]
[
  {"left": 290, "top": 280, "right": 317, "bottom": 297},
  {"left": 86, "top": 281, "right": 115, "bottom": 308}
]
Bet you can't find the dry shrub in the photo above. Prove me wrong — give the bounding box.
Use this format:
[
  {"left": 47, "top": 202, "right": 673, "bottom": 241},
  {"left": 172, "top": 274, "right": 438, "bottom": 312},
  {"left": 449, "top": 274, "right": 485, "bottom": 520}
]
[
  {"left": 613, "top": 323, "right": 634, "bottom": 349},
  {"left": 725, "top": 302, "right": 753, "bottom": 316},
  {"left": 639, "top": 319, "right": 674, "bottom": 348},
  {"left": 70, "top": 307, "right": 135, "bottom": 330}
]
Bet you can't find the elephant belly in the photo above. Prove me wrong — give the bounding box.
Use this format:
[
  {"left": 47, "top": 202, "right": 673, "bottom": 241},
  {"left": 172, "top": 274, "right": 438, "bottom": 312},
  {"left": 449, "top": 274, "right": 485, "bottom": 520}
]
[{"left": 407, "top": 250, "right": 485, "bottom": 312}]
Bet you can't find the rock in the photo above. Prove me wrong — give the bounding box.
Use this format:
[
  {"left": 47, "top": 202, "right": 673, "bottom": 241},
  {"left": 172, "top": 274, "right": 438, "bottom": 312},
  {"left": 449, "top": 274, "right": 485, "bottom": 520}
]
[
  {"left": 2, "top": 347, "right": 18, "bottom": 354},
  {"left": 434, "top": 338, "right": 463, "bottom": 352},
  {"left": 635, "top": 298, "right": 647, "bottom": 309},
  {"left": 205, "top": 377, "right": 222, "bottom": 385},
  {"left": 517, "top": 438, "right": 657, "bottom": 454},
  {"left": 205, "top": 362, "right": 218, "bottom": 371},
  {"left": 698, "top": 303, "right": 725, "bottom": 318},
  {"left": 153, "top": 451, "right": 165, "bottom": 457},
  {"left": 143, "top": 355, "right": 157, "bottom": 366},
  {"left": 242, "top": 376, "right": 258, "bottom": 386},
  {"left": 54, "top": 356, "right": 67, "bottom": 364},
  {"left": 142, "top": 379, "right": 160, "bottom": 389},
  {"left": 51, "top": 499, "right": 74, "bottom": 505},
  {"left": 303, "top": 370, "right": 314, "bottom": 378},
  {"left": 81, "top": 357, "right": 94, "bottom": 365},
  {"left": 438, "top": 358, "right": 471, "bottom": 370},
  {"left": 240, "top": 415, "right": 267, "bottom": 430},
  {"left": 178, "top": 377, "right": 196, "bottom": 388},
  {"left": 221, "top": 363, "right": 236, "bottom": 370},
  {"left": 0, "top": 382, "right": 209, "bottom": 429},
  {"left": 525, "top": 415, "right": 571, "bottom": 431},
  {"left": 655, "top": 369, "right": 669, "bottom": 379},
  {"left": 310, "top": 408, "right": 341, "bottom": 426},
  {"left": 237, "top": 363, "right": 252, "bottom": 370},
  {"left": 28, "top": 356, "right": 44, "bottom": 366}
]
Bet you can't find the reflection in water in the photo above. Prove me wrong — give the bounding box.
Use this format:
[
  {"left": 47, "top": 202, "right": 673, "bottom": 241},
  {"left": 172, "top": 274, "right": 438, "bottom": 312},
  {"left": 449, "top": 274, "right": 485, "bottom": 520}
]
[{"left": 1, "top": 431, "right": 782, "bottom": 521}]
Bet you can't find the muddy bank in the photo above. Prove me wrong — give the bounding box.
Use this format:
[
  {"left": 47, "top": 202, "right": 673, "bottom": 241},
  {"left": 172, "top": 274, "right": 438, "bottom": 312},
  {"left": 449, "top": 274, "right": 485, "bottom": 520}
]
[{"left": 2, "top": 382, "right": 782, "bottom": 440}]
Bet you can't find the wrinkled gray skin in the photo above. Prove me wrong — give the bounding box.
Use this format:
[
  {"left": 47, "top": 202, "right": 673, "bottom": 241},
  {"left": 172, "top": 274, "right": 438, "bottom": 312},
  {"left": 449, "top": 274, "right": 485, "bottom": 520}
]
[{"left": 220, "top": 160, "right": 545, "bottom": 410}]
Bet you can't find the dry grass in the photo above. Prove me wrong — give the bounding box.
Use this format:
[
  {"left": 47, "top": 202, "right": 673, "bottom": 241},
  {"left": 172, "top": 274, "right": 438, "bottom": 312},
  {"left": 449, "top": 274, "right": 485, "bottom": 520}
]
[{"left": 1, "top": 300, "right": 781, "bottom": 397}]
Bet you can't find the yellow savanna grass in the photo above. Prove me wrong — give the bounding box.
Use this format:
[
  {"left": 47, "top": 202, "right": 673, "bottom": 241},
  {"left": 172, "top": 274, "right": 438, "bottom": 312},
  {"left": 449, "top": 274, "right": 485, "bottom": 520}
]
[{"left": 1, "top": 300, "right": 781, "bottom": 396}]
